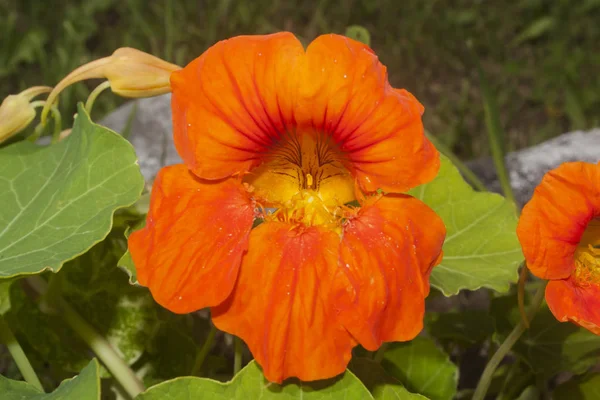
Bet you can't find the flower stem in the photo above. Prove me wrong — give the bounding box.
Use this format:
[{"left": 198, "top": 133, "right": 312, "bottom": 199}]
[
  {"left": 233, "top": 336, "right": 243, "bottom": 375},
  {"left": 190, "top": 324, "right": 217, "bottom": 376},
  {"left": 518, "top": 264, "right": 530, "bottom": 329},
  {"left": 0, "top": 316, "right": 44, "bottom": 392},
  {"left": 473, "top": 282, "right": 547, "bottom": 400},
  {"left": 49, "top": 106, "right": 62, "bottom": 144},
  {"left": 26, "top": 276, "right": 145, "bottom": 398},
  {"left": 85, "top": 81, "right": 111, "bottom": 115}
]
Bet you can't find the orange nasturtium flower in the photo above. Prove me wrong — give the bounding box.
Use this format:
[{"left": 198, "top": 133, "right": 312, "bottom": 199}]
[
  {"left": 129, "top": 32, "right": 446, "bottom": 382},
  {"left": 518, "top": 161, "right": 600, "bottom": 335}
]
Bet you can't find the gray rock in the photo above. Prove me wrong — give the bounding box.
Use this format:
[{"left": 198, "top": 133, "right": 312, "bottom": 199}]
[
  {"left": 467, "top": 131, "right": 600, "bottom": 206},
  {"left": 101, "top": 94, "right": 179, "bottom": 182},
  {"left": 101, "top": 94, "right": 600, "bottom": 205}
]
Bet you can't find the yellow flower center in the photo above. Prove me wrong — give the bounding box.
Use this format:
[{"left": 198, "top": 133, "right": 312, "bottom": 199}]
[
  {"left": 243, "top": 129, "right": 356, "bottom": 227},
  {"left": 574, "top": 219, "right": 600, "bottom": 285}
]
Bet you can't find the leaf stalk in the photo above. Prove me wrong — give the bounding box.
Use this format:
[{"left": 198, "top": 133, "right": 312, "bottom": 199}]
[
  {"left": 0, "top": 315, "right": 44, "bottom": 392},
  {"left": 473, "top": 281, "right": 547, "bottom": 400},
  {"left": 26, "top": 276, "right": 145, "bottom": 399}
]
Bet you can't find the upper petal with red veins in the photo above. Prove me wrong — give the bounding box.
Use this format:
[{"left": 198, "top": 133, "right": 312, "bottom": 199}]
[
  {"left": 171, "top": 32, "right": 304, "bottom": 179},
  {"left": 212, "top": 222, "right": 356, "bottom": 383},
  {"left": 335, "top": 194, "right": 446, "bottom": 350},
  {"left": 517, "top": 162, "right": 600, "bottom": 280},
  {"left": 298, "top": 34, "right": 439, "bottom": 193},
  {"left": 546, "top": 278, "right": 600, "bottom": 335},
  {"left": 171, "top": 32, "right": 438, "bottom": 193},
  {"left": 128, "top": 164, "right": 254, "bottom": 314}
]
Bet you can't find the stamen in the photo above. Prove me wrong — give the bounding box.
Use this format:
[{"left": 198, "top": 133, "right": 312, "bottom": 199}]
[
  {"left": 244, "top": 129, "right": 356, "bottom": 226},
  {"left": 574, "top": 244, "right": 600, "bottom": 286},
  {"left": 306, "top": 173, "right": 314, "bottom": 188}
]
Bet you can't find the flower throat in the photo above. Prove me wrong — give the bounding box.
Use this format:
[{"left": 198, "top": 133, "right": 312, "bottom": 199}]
[
  {"left": 243, "top": 129, "right": 357, "bottom": 228},
  {"left": 575, "top": 219, "right": 600, "bottom": 285}
]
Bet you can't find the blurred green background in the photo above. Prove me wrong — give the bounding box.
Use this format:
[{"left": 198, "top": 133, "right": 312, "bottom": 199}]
[{"left": 1, "top": 0, "right": 599, "bottom": 159}]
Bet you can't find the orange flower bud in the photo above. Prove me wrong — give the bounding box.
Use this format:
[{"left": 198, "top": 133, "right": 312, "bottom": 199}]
[
  {"left": 0, "top": 86, "right": 52, "bottom": 143},
  {"left": 42, "top": 48, "right": 181, "bottom": 123}
]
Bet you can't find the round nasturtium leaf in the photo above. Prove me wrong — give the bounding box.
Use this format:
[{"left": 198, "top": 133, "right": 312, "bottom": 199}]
[
  {"left": 0, "top": 358, "right": 100, "bottom": 400},
  {"left": 408, "top": 154, "right": 522, "bottom": 295},
  {"left": 0, "top": 104, "right": 144, "bottom": 279},
  {"left": 350, "top": 358, "right": 428, "bottom": 399},
  {"left": 381, "top": 337, "right": 458, "bottom": 400},
  {"left": 137, "top": 360, "right": 374, "bottom": 400}
]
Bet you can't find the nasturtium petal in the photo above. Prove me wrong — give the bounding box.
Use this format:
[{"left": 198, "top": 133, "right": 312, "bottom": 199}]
[
  {"left": 0, "top": 103, "right": 144, "bottom": 279},
  {"left": 129, "top": 165, "right": 255, "bottom": 314},
  {"left": 212, "top": 222, "right": 355, "bottom": 383},
  {"left": 336, "top": 194, "right": 444, "bottom": 350},
  {"left": 0, "top": 358, "right": 101, "bottom": 400},
  {"left": 137, "top": 360, "right": 373, "bottom": 399},
  {"left": 408, "top": 154, "right": 522, "bottom": 295},
  {"left": 381, "top": 337, "right": 458, "bottom": 400}
]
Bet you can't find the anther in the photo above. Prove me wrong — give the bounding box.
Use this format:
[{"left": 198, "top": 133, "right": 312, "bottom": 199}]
[{"left": 306, "top": 173, "right": 314, "bottom": 188}]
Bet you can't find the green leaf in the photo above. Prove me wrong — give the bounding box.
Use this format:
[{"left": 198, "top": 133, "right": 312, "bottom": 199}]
[
  {"left": 138, "top": 360, "right": 374, "bottom": 399},
  {"left": 381, "top": 337, "right": 458, "bottom": 400},
  {"left": 137, "top": 312, "right": 216, "bottom": 388},
  {"left": 486, "top": 361, "right": 533, "bottom": 400},
  {"left": 0, "top": 358, "right": 101, "bottom": 399},
  {"left": 492, "top": 293, "right": 600, "bottom": 379},
  {"left": 0, "top": 278, "right": 17, "bottom": 315},
  {"left": 5, "top": 231, "right": 160, "bottom": 376},
  {"left": 426, "top": 310, "right": 495, "bottom": 345},
  {"left": 6, "top": 281, "right": 91, "bottom": 374},
  {"left": 408, "top": 155, "right": 522, "bottom": 295},
  {"left": 117, "top": 219, "right": 146, "bottom": 285},
  {"left": 117, "top": 250, "right": 138, "bottom": 285},
  {"left": 350, "top": 358, "right": 428, "bottom": 399},
  {"left": 0, "top": 103, "right": 144, "bottom": 279},
  {"left": 60, "top": 230, "right": 159, "bottom": 368},
  {"left": 345, "top": 25, "right": 371, "bottom": 46},
  {"left": 554, "top": 374, "right": 600, "bottom": 400},
  {"left": 515, "top": 386, "right": 540, "bottom": 400},
  {"left": 513, "top": 308, "right": 600, "bottom": 379}
]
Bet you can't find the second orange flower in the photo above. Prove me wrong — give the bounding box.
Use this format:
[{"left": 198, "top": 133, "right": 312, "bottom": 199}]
[
  {"left": 518, "top": 161, "right": 600, "bottom": 335},
  {"left": 129, "top": 32, "right": 446, "bottom": 383}
]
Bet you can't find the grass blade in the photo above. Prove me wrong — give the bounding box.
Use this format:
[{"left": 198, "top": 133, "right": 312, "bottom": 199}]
[
  {"left": 425, "top": 131, "right": 487, "bottom": 192},
  {"left": 471, "top": 46, "right": 516, "bottom": 204}
]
